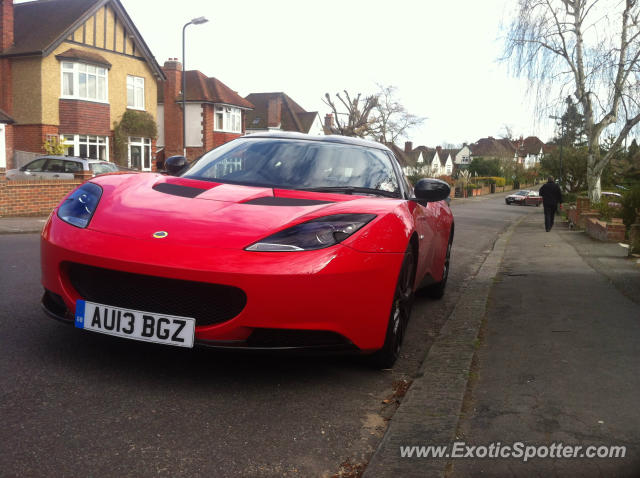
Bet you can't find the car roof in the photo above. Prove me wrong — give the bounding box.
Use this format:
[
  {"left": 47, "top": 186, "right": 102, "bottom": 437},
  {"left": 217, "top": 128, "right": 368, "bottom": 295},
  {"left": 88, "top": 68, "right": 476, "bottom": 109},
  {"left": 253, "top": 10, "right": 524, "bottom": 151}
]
[
  {"left": 35, "top": 155, "right": 106, "bottom": 164},
  {"left": 242, "top": 131, "right": 391, "bottom": 152}
]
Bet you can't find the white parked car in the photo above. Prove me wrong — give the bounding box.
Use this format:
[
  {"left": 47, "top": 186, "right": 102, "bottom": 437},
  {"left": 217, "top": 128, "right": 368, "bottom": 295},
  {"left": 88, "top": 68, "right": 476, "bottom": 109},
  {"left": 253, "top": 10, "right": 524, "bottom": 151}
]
[{"left": 6, "top": 156, "right": 119, "bottom": 180}]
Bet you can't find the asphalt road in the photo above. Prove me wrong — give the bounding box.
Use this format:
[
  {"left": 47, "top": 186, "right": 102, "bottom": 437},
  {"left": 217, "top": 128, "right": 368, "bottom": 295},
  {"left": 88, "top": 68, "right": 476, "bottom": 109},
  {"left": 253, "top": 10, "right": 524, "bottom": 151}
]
[{"left": 0, "top": 194, "right": 537, "bottom": 477}]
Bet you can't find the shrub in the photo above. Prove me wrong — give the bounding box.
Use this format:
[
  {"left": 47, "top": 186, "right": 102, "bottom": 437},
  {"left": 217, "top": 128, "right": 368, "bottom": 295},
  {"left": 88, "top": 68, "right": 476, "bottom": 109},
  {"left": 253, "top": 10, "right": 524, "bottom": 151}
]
[
  {"left": 592, "top": 201, "right": 622, "bottom": 222},
  {"left": 436, "top": 175, "right": 455, "bottom": 186},
  {"left": 113, "top": 110, "right": 157, "bottom": 166},
  {"left": 621, "top": 186, "right": 640, "bottom": 228},
  {"left": 42, "top": 137, "right": 66, "bottom": 155}
]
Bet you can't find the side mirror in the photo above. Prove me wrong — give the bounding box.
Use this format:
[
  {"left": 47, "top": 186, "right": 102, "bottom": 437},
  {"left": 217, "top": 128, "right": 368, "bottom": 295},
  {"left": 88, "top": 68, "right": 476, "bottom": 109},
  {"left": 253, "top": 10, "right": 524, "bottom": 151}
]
[
  {"left": 165, "top": 155, "right": 188, "bottom": 176},
  {"left": 413, "top": 178, "right": 450, "bottom": 204}
]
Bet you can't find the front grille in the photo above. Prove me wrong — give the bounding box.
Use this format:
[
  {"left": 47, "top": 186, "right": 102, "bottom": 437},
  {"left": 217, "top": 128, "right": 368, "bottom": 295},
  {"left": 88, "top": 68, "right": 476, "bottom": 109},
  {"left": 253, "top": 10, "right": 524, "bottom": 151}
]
[
  {"left": 246, "top": 329, "right": 352, "bottom": 348},
  {"left": 66, "top": 263, "right": 246, "bottom": 326}
]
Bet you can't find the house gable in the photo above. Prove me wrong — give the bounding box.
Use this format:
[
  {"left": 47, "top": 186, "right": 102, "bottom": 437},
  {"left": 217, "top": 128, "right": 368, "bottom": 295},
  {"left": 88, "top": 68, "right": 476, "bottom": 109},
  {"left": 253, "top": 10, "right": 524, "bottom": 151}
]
[{"left": 4, "top": 0, "right": 163, "bottom": 79}]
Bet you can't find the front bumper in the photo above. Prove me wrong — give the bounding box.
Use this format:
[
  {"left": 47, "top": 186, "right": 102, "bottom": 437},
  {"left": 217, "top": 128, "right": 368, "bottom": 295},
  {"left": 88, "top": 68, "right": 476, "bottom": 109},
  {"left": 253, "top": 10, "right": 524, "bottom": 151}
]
[{"left": 41, "top": 214, "right": 404, "bottom": 352}]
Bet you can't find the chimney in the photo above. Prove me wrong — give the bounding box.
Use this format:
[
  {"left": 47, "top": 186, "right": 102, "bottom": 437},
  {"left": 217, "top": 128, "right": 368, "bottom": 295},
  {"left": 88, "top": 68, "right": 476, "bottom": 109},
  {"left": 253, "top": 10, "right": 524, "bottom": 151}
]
[
  {"left": 0, "top": 0, "right": 14, "bottom": 121},
  {"left": 324, "top": 113, "right": 334, "bottom": 129},
  {"left": 161, "top": 58, "right": 184, "bottom": 157},
  {"left": 267, "top": 97, "right": 282, "bottom": 128},
  {"left": 404, "top": 141, "right": 412, "bottom": 153},
  {"left": 1, "top": 0, "right": 14, "bottom": 51}
]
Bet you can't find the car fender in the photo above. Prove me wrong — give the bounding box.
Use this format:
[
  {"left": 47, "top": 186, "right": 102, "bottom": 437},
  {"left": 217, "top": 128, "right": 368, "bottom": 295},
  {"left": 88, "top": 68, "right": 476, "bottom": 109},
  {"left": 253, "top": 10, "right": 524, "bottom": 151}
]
[{"left": 343, "top": 204, "right": 414, "bottom": 254}]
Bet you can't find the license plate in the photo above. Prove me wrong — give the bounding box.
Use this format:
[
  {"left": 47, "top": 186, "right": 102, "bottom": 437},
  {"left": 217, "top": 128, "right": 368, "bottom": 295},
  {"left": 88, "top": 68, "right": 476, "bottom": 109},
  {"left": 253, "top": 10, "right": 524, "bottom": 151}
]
[{"left": 75, "top": 300, "right": 195, "bottom": 348}]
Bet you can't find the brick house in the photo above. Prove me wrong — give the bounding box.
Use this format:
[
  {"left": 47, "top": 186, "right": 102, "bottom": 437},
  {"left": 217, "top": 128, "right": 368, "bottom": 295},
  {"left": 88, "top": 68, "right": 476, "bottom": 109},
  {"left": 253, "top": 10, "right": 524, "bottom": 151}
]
[
  {"left": 0, "top": 0, "right": 164, "bottom": 170},
  {"left": 156, "top": 59, "right": 254, "bottom": 162},
  {"left": 244, "top": 92, "right": 324, "bottom": 135}
]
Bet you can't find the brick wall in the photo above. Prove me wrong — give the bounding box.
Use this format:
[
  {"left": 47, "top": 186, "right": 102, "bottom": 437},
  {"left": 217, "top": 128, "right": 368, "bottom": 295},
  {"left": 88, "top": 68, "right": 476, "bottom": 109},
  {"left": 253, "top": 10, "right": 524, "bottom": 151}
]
[
  {"left": 212, "top": 131, "right": 241, "bottom": 148},
  {"left": 59, "top": 99, "right": 110, "bottom": 135},
  {"left": 0, "top": 171, "right": 84, "bottom": 217},
  {"left": 585, "top": 217, "right": 626, "bottom": 242},
  {"left": 13, "top": 124, "right": 59, "bottom": 153}
]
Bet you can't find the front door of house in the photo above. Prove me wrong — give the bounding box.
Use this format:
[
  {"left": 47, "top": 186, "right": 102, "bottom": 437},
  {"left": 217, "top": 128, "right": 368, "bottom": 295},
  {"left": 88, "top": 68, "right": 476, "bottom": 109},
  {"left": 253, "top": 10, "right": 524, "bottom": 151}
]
[{"left": 128, "top": 137, "right": 151, "bottom": 171}]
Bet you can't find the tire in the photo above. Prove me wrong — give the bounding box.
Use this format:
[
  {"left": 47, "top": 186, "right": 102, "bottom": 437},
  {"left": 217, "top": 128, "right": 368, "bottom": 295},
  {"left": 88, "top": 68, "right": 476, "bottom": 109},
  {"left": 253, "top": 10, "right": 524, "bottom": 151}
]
[
  {"left": 536, "top": 202, "right": 540, "bottom": 207},
  {"left": 425, "top": 231, "right": 453, "bottom": 300},
  {"left": 369, "top": 246, "right": 415, "bottom": 368}
]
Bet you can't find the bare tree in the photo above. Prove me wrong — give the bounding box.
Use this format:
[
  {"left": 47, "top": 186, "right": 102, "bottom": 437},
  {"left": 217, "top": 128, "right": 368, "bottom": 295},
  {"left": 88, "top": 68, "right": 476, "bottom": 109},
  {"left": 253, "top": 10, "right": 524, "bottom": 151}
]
[
  {"left": 369, "top": 85, "right": 426, "bottom": 143},
  {"left": 323, "top": 85, "right": 425, "bottom": 142},
  {"left": 322, "top": 91, "right": 378, "bottom": 137},
  {"left": 500, "top": 124, "right": 515, "bottom": 140},
  {"left": 503, "top": 0, "right": 640, "bottom": 201}
]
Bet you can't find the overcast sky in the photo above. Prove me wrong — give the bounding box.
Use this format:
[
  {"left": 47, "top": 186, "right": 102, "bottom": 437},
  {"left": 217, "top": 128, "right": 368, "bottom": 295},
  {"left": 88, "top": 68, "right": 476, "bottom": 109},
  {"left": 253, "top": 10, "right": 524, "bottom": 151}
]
[{"left": 122, "top": 0, "right": 558, "bottom": 147}]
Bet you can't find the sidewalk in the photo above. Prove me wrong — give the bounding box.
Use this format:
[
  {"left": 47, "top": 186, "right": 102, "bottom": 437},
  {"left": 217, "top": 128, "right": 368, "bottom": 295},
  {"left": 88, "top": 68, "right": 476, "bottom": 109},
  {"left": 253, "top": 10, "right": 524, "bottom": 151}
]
[
  {"left": 0, "top": 216, "right": 48, "bottom": 234},
  {"left": 365, "top": 214, "right": 640, "bottom": 477}
]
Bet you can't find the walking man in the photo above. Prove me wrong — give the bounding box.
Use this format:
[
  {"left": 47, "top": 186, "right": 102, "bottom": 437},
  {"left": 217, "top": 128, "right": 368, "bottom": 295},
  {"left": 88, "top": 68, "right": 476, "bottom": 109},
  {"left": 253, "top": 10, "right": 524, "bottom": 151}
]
[{"left": 539, "top": 176, "right": 563, "bottom": 232}]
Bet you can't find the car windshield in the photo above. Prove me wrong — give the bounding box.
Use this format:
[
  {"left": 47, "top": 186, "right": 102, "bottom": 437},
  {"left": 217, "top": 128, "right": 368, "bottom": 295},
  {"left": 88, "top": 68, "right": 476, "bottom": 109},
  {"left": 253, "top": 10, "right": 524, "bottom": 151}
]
[
  {"left": 515, "top": 191, "right": 528, "bottom": 196},
  {"left": 90, "top": 162, "right": 119, "bottom": 175},
  {"left": 182, "top": 138, "right": 401, "bottom": 197}
]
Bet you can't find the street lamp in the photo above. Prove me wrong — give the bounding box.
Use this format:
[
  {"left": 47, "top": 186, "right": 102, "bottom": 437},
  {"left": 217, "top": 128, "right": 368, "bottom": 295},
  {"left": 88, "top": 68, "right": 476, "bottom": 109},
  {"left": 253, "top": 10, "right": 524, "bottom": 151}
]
[
  {"left": 549, "top": 115, "right": 563, "bottom": 188},
  {"left": 182, "top": 16, "right": 209, "bottom": 156}
]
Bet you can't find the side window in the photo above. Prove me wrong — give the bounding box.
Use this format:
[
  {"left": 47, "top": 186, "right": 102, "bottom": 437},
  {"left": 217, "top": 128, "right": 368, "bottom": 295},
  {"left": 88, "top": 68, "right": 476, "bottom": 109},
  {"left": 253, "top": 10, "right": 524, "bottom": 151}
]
[
  {"left": 43, "top": 159, "right": 66, "bottom": 172},
  {"left": 64, "top": 161, "right": 83, "bottom": 173},
  {"left": 23, "top": 158, "right": 47, "bottom": 172},
  {"left": 387, "top": 152, "right": 411, "bottom": 198}
]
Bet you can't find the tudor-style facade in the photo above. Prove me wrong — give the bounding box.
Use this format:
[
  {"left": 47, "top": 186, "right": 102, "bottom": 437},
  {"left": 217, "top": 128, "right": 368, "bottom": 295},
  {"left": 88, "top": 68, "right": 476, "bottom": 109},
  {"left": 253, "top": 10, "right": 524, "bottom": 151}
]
[
  {"left": 156, "top": 59, "right": 254, "bottom": 162},
  {"left": 0, "top": 0, "right": 164, "bottom": 170}
]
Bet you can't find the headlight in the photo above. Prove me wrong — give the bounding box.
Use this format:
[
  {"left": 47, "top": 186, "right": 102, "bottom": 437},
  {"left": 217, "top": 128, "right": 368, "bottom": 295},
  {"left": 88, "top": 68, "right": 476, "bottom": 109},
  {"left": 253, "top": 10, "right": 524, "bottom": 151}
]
[
  {"left": 246, "top": 214, "right": 376, "bottom": 252},
  {"left": 57, "top": 182, "right": 103, "bottom": 228}
]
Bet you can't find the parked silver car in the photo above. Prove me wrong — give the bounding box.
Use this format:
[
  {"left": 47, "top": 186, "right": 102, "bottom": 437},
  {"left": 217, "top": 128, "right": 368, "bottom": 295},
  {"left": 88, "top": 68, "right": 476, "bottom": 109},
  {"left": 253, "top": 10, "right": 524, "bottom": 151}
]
[{"left": 6, "top": 156, "right": 119, "bottom": 180}]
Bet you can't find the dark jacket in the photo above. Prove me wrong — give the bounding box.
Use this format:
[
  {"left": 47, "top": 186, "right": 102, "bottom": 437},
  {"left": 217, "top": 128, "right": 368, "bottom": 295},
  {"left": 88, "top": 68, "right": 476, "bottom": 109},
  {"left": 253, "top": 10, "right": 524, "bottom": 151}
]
[{"left": 539, "top": 181, "right": 563, "bottom": 207}]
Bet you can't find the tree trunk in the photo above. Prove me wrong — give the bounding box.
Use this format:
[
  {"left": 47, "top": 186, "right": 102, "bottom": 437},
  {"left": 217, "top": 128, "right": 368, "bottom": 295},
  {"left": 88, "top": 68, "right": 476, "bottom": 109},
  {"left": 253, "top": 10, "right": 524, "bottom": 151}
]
[{"left": 587, "top": 153, "right": 602, "bottom": 203}]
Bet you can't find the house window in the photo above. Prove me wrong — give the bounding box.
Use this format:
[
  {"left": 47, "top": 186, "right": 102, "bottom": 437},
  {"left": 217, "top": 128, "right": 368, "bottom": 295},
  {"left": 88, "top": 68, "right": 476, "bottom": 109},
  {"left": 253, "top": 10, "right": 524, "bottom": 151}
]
[
  {"left": 127, "top": 75, "right": 145, "bottom": 110},
  {"left": 214, "top": 105, "right": 241, "bottom": 133},
  {"left": 60, "top": 134, "right": 109, "bottom": 160},
  {"left": 128, "top": 137, "right": 152, "bottom": 171},
  {"left": 61, "top": 62, "right": 108, "bottom": 102}
]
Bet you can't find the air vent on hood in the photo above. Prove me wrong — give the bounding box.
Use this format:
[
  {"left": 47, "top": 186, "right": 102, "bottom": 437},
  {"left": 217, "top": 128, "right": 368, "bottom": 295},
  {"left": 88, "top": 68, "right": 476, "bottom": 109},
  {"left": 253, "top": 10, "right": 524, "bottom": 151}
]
[
  {"left": 243, "top": 197, "right": 333, "bottom": 206},
  {"left": 152, "top": 182, "right": 208, "bottom": 198}
]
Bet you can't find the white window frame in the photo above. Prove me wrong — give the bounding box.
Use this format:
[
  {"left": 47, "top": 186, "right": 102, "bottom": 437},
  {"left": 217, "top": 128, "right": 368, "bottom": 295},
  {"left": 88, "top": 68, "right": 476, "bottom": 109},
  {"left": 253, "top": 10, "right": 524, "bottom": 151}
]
[
  {"left": 60, "top": 62, "right": 109, "bottom": 103},
  {"left": 127, "top": 136, "right": 152, "bottom": 171},
  {"left": 60, "top": 134, "right": 109, "bottom": 160},
  {"left": 214, "top": 105, "right": 242, "bottom": 133},
  {"left": 127, "top": 75, "right": 145, "bottom": 110},
  {"left": 0, "top": 123, "right": 6, "bottom": 169}
]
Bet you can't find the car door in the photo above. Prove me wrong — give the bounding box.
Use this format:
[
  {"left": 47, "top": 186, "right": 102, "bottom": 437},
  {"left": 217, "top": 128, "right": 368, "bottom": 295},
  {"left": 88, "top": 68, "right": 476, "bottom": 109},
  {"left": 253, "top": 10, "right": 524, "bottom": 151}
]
[
  {"left": 389, "top": 152, "right": 438, "bottom": 281},
  {"left": 41, "top": 159, "right": 74, "bottom": 180},
  {"left": 63, "top": 160, "right": 83, "bottom": 178},
  {"left": 18, "top": 158, "right": 48, "bottom": 179}
]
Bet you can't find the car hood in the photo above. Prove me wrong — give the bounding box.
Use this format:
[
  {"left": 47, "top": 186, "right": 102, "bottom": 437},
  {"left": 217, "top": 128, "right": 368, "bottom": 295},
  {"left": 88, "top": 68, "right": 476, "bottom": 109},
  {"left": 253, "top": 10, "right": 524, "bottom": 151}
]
[{"left": 87, "top": 173, "right": 395, "bottom": 249}]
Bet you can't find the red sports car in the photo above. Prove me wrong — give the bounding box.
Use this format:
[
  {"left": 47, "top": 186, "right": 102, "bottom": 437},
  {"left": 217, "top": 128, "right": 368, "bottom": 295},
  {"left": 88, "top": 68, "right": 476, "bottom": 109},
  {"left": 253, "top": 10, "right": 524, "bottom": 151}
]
[{"left": 41, "top": 133, "right": 454, "bottom": 367}]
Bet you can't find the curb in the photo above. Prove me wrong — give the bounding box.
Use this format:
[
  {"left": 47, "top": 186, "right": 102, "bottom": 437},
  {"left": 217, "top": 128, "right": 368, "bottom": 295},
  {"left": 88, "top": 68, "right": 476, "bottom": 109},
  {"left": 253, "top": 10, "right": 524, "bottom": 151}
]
[
  {"left": 0, "top": 217, "right": 48, "bottom": 235},
  {"left": 363, "top": 215, "right": 525, "bottom": 477}
]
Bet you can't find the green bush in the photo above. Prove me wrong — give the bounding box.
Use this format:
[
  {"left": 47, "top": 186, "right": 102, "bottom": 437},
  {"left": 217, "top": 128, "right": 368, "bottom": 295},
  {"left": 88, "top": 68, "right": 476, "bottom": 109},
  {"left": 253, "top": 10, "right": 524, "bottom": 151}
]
[
  {"left": 621, "top": 186, "right": 640, "bottom": 228},
  {"left": 475, "top": 176, "right": 505, "bottom": 186},
  {"left": 562, "top": 191, "right": 579, "bottom": 204},
  {"left": 592, "top": 201, "right": 623, "bottom": 222}
]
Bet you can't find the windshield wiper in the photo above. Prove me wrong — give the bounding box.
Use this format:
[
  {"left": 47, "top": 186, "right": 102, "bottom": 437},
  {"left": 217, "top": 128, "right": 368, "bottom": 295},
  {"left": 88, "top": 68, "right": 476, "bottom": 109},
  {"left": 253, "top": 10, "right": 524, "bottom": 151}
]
[{"left": 299, "top": 186, "right": 398, "bottom": 198}]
